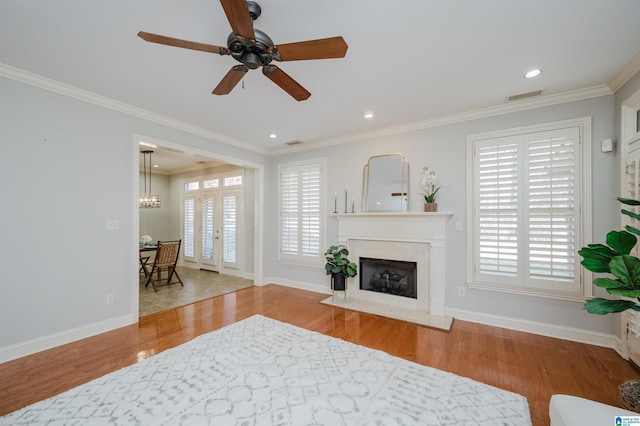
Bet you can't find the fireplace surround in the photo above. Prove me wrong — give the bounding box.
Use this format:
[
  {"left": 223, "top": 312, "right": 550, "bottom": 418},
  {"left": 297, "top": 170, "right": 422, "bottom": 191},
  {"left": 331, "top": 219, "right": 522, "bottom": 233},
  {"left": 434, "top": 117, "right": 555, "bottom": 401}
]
[{"left": 323, "top": 212, "right": 453, "bottom": 329}]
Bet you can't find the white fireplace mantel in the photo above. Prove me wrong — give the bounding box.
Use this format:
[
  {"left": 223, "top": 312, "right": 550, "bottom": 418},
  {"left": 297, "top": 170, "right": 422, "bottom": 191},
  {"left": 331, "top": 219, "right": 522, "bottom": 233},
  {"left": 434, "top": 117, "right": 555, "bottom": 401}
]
[
  {"left": 331, "top": 212, "right": 452, "bottom": 245},
  {"left": 328, "top": 212, "right": 453, "bottom": 328}
]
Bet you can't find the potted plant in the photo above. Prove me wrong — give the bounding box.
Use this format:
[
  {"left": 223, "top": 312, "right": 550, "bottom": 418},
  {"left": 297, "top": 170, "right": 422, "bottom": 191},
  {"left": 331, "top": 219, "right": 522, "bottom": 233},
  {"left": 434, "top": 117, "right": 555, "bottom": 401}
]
[
  {"left": 421, "top": 166, "right": 441, "bottom": 212},
  {"left": 578, "top": 197, "right": 640, "bottom": 411},
  {"left": 324, "top": 245, "right": 358, "bottom": 291},
  {"left": 578, "top": 197, "right": 640, "bottom": 314}
]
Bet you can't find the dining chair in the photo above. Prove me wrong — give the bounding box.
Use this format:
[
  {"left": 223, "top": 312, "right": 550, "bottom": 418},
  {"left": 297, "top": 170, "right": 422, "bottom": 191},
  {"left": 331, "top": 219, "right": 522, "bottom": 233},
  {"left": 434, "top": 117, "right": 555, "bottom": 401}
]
[
  {"left": 139, "top": 254, "right": 151, "bottom": 277},
  {"left": 144, "top": 240, "right": 184, "bottom": 292}
]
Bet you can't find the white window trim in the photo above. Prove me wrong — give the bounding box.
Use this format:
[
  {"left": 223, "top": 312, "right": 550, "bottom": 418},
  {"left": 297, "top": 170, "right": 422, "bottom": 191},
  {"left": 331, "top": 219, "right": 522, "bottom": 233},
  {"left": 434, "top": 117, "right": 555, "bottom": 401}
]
[
  {"left": 465, "top": 117, "right": 592, "bottom": 301},
  {"left": 278, "top": 157, "right": 326, "bottom": 268}
]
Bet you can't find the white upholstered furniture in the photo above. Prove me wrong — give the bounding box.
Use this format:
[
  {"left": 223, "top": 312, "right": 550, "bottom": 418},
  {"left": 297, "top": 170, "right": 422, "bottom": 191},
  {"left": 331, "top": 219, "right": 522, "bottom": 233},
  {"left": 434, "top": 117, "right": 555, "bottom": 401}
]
[{"left": 550, "top": 394, "right": 637, "bottom": 426}]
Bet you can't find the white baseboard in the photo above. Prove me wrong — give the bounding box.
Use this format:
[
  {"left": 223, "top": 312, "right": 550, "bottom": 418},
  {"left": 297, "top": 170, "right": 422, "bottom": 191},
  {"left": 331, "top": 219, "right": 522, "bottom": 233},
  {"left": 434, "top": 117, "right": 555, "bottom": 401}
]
[
  {"left": 0, "top": 314, "right": 136, "bottom": 364},
  {"left": 5, "top": 283, "right": 619, "bottom": 364},
  {"left": 265, "top": 279, "right": 620, "bottom": 350},
  {"left": 263, "top": 276, "right": 331, "bottom": 294},
  {"left": 447, "top": 307, "right": 618, "bottom": 349}
]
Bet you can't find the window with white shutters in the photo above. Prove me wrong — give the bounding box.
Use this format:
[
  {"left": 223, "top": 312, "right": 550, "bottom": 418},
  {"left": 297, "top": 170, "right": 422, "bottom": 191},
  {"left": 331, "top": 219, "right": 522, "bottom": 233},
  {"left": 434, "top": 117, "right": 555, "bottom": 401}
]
[
  {"left": 468, "top": 119, "right": 591, "bottom": 299},
  {"left": 278, "top": 158, "right": 325, "bottom": 266},
  {"left": 223, "top": 194, "right": 237, "bottom": 264},
  {"left": 183, "top": 198, "right": 195, "bottom": 259},
  {"left": 201, "top": 197, "right": 214, "bottom": 262}
]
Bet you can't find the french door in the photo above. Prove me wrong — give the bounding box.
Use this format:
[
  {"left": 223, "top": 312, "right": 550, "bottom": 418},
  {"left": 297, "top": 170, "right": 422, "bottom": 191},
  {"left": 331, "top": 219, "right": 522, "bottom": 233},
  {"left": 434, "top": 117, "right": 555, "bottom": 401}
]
[
  {"left": 183, "top": 192, "right": 219, "bottom": 271},
  {"left": 182, "top": 190, "right": 240, "bottom": 274}
]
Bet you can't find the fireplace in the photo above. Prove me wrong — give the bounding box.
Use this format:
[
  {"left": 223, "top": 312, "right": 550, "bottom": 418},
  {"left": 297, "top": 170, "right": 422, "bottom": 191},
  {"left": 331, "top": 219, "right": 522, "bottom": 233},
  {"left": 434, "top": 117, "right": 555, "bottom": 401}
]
[
  {"left": 360, "top": 257, "right": 417, "bottom": 299},
  {"left": 323, "top": 212, "right": 453, "bottom": 329}
]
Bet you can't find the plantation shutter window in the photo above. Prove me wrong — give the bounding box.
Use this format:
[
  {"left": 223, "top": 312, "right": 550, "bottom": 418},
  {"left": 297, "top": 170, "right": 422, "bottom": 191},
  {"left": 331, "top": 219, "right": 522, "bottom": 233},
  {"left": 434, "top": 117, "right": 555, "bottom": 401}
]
[
  {"left": 477, "top": 140, "right": 519, "bottom": 281},
  {"left": 526, "top": 132, "right": 578, "bottom": 289},
  {"left": 201, "top": 197, "right": 214, "bottom": 262},
  {"left": 279, "top": 159, "right": 325, "bottom": 266},
  {"left": 301, "top": 167, "right": 321, "bottom": 257},
  {"left": 183, "top": 198, "right": 196, "bottom": 259},
  {"left": 468, "top": 119, "right": 590, "bottom": 299},
  {"left": 624, "top": 155, "right": 640, "bottom": 259},
  {"left": 222, "top": 194, "right": 237, "bottom": 264}
]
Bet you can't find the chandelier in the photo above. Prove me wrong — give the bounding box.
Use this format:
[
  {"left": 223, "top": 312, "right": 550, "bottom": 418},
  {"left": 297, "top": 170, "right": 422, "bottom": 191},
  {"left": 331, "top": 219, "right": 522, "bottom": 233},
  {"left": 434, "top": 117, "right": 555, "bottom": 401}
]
[{"left": 139, "top": 150, "right": 161, "bottom": 208}]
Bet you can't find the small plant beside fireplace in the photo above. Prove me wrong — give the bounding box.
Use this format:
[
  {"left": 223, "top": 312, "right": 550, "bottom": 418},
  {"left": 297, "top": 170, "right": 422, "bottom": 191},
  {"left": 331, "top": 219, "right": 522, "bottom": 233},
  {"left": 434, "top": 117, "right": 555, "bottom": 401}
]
[{"left": 324, "top": 245, "right": 358, "bottom": 291}]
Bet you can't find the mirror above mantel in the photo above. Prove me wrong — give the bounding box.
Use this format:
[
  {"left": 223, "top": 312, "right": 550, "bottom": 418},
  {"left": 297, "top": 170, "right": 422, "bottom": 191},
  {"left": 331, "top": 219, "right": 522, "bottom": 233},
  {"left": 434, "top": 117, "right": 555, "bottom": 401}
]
[{"left": 362, "top": 153, "right": 409, "bottom": 212}]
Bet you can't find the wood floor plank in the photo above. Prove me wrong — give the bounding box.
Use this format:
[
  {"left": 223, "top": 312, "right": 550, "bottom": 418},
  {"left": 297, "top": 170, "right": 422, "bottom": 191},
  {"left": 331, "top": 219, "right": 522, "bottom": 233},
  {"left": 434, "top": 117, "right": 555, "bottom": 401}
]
[{"left": 1, "top": 284, "right": 638, "bottom": 426}]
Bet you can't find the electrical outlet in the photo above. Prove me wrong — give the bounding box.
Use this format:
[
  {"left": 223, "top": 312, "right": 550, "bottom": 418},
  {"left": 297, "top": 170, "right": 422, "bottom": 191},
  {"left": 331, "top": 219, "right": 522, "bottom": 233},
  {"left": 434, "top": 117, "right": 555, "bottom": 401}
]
[
  {"left": 455, "top": 221, "right": 463, "bottom": 231},
  {"left": 106, "top": 293, "right": 114, "bottom": 304},
  {"left": 458, "top": 287, "right": 466, "bottom": 297},
  {"left": 106, "top": 219, "right": 119, "bottom": 230}
]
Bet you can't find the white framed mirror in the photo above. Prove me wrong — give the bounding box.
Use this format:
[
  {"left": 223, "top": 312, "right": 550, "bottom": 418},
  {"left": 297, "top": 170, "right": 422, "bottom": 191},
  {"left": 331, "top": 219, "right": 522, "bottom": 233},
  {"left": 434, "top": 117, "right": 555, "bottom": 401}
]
[{"left": 362, "top": 153, "right": 409, "bottom": 212}]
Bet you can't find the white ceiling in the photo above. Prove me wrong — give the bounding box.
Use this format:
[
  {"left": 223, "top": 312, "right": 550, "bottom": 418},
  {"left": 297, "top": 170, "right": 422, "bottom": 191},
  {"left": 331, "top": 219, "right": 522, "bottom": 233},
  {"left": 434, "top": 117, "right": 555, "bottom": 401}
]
[
  {"left": 2, "top": 0, "right": 640, "bottom": 158},
  {"left": 139, "top": 144, "right": 225, "bottom": 175}
]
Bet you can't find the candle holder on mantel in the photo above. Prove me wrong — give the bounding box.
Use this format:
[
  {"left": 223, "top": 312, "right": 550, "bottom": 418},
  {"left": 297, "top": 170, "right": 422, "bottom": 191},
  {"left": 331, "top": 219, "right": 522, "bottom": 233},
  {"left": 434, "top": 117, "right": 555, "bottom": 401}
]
[{"left": 344, "top": 188, "right": 348, "bottom": 213}]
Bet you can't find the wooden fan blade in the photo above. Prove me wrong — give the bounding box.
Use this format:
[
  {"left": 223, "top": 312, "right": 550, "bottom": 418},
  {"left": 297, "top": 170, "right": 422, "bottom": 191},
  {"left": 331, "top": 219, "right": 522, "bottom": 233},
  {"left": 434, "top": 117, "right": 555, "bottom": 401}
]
[
  {"left": 275, "top": 36, "right": 348, "bottom": 61},
  {"left": 262, "top": 65, "right": 311, "bottom": 101},
  {"left": 213, "top": 65, "right": 248, "bottom": 95},
  {"left": 137, "top": 31, "right": 225, "bottom": 54},
  {"left": 220, "top": 0, "right": 255, "bottom": 40}
]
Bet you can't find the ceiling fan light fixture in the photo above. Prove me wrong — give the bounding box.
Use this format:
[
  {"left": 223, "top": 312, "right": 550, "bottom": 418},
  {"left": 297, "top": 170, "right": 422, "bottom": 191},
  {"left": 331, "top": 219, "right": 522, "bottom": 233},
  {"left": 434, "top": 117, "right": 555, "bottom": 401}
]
[{"left": 524, "top": 68, "right": 543, "bottom": 79}]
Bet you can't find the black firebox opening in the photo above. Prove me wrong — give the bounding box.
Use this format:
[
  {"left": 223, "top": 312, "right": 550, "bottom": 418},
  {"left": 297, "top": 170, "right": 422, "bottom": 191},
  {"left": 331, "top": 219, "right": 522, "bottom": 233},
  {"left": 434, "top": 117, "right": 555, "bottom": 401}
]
[{"left": 359, "top": 257, "right": 417, "bottom": 299}]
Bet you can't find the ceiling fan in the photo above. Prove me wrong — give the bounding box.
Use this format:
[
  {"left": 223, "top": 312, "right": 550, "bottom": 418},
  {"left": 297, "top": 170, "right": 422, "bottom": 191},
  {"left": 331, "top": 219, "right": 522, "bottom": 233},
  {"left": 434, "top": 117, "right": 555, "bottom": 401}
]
[{"left": 138, "top": 0, "right": 348, "bottom": 101}]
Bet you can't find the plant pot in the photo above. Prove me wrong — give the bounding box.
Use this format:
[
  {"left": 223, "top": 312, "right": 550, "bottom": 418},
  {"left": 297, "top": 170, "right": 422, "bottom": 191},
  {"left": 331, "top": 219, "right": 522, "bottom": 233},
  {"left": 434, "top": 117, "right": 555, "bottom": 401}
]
[
  {"left": 331, "top": 273, "right": 346, "bottom": 291},
  {"left": 424, "top": 202, "right": 438, "bottom": 212}
]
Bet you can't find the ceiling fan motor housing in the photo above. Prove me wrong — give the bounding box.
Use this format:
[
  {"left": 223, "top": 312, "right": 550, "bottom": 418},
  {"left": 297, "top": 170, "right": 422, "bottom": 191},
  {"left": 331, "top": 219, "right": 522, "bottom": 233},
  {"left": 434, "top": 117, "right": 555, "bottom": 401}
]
[
  {"left": 227, "top": 29, "right": 274, "bottom": 69},
  {"left": 246, "top": 1, "right": 261, "bottom": 21}
]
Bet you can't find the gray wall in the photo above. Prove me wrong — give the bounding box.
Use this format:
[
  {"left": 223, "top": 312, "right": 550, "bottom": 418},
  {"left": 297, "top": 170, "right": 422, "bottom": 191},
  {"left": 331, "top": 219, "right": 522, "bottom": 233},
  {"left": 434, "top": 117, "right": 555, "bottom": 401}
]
[
  {"left": 265, "top": 94, "right": 619, "bottom": 336},
  {"left": 2, "top": 67, "right": 639, "bottom": 359},
  {"left": 0, "top": 76, "right": 266, "bottom": 354}
]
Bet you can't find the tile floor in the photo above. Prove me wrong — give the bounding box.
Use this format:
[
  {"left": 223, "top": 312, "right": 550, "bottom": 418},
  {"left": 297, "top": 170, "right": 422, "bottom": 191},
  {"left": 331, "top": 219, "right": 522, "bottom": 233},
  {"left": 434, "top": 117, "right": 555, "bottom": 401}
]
[{"left": 139, "top": 266, "right": 254, "bottom": 317}]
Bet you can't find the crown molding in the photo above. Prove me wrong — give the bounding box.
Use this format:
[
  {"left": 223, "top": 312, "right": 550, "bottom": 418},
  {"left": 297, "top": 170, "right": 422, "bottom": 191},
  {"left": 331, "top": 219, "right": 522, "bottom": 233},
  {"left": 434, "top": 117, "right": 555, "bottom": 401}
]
[
  {"left": 2, "top": 63, "right": 615, "bottom": 157},
  {"left": 609, "top": 50, "right": 640, "bottom": 93},
  {"left": 0, "top": 63, "right": 270, "bottom": 156},
  {"left": 271, "top": 85, "right": 613, "bottom": 155}
]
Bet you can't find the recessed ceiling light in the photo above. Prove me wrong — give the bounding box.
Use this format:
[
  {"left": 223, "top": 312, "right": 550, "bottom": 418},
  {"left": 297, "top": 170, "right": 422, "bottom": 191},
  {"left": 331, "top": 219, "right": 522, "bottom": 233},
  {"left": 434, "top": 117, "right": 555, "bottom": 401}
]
[
  {"left": 153, "top": 164, "right": 159, "bottom": 168},
  {"left": 524, "top": 69, "right": 543, "bottom": 79},
  {"left": 363, "top": 111, "right": 374, "bottom": 119},
  {"left": 269, "top": 134, "right": 277, "bottom": 139}
]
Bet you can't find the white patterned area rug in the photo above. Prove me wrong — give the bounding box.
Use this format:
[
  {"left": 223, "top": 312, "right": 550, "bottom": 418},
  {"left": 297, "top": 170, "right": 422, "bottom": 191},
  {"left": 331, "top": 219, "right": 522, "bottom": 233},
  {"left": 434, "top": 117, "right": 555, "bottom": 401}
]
[{"left": 1, "top": 315, "right": 531, "bottom": 425}]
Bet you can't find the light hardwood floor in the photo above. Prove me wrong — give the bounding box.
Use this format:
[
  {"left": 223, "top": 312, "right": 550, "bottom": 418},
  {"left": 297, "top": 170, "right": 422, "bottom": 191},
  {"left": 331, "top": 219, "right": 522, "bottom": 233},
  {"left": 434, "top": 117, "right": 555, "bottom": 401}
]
[{"left": 1, "top": 284, "right": 638, "bottom": 425}]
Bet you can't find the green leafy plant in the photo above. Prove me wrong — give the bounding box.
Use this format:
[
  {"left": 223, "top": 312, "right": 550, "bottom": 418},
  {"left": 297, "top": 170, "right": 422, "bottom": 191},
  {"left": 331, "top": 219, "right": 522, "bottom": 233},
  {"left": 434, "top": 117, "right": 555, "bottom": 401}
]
[
  {"left": 324, "top": 245, "right": 358, "bottom": 278},
  {"left": 579, "top": 197, "right": 640, "bottom": 314}
]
